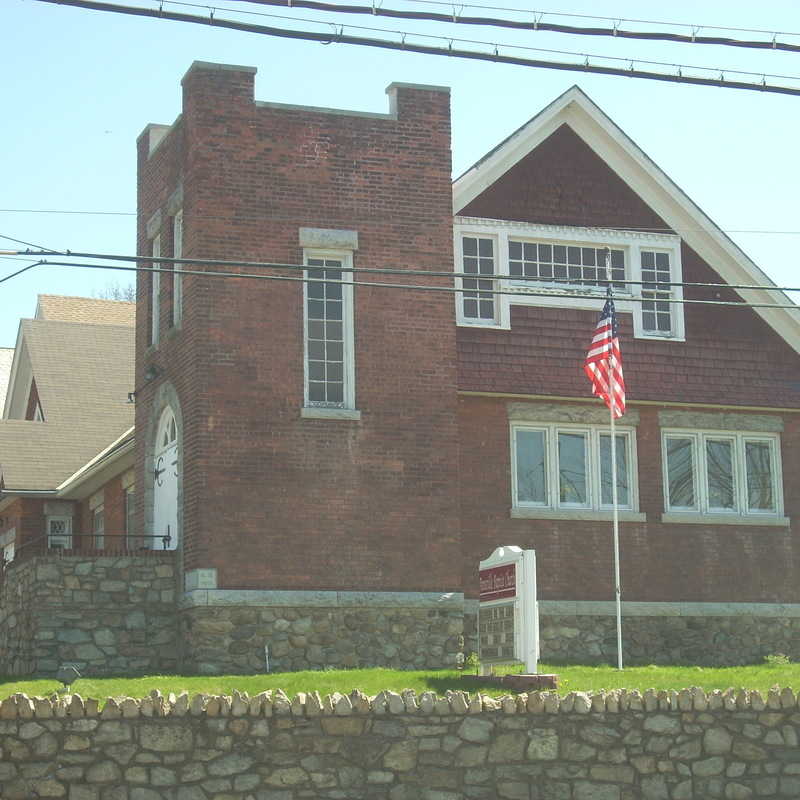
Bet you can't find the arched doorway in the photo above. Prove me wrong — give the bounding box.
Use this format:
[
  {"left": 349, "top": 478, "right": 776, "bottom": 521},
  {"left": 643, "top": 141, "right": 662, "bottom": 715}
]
[{"left": 153, "top": 406, "right": 179, "bottom": 550}]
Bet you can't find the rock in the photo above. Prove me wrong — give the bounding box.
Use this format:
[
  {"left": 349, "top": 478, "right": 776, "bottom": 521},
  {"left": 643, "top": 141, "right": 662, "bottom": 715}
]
[
  {"left": 693, "top": 756, "right": 726, "bottom": 777},
  {"left": 643, "top": 715, "right": 681, "bottom": 734},
  {"left": 86, "top": 760, "right": 122, "bottom": 783},
  {"left": 139, "top": 723, "right": 193, "bottom": 751},
  {"left": 704, "top": 727, "right": 733, "bottom": 755},
  {"left": 458, "top": 717, "right": 493, "bottom": 743},
  {"left": 383, "top": 740, "right": 418, "bottom": 771},
  {"left": 208, "top": 753, "right": 255, "bottom": 777},
  {"left": 488, "top": 732, "right": 527, "bottom": 763},
  {"left": 526, "top": 728, "right": 558, "bottom": 760}
]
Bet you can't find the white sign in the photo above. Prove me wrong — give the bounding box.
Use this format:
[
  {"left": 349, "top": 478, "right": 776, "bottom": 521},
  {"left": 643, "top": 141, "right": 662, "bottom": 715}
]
[{"left": 478, "top": 546, "right": 539, "bottom": 674}]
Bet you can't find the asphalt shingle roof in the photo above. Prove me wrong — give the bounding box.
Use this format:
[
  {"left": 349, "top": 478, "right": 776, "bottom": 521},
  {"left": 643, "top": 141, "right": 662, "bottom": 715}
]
[
  {"left": 36, "top": 295, "right": 136, "bottom": 327},
  {"left": 0, "top": 317, "right": 134, "bottom": 491}
]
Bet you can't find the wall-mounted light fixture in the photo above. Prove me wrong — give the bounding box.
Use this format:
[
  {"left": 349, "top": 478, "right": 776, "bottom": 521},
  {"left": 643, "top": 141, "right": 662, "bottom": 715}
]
[{"left": 127, "top": 364, "right": 164, "bottom": 404}]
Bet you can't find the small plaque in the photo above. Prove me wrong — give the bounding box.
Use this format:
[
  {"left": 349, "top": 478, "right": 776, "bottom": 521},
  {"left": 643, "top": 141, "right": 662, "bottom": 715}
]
[
  {"left": 479, "top": 563, "right": 516, "bottom": 601},
  {"left": 479, "top": 602, "right": 516, "bottom": 663}
]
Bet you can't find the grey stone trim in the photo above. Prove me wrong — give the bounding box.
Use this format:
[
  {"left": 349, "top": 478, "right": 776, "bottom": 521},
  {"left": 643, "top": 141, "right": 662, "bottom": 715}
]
[
  {"left": 165, "top": 184, "right": 183, "bottom": 216},
  {"left": 145, "top": 209, "right": 162, "bottom": 240},
  {"left": 658, "top": 409, "right": 783, "bottom": 432},
  {"left": 258, "top": 101, "right": 395, "bottom": 120},
  {"left": 43, "top": 501, "right": 75, "bottom": 516},
  {"left": 182, "top": 61, "right": 257, "bottom": 84},
  {"left": 184, "top": 568, "right": 217, "bottom": 591},
  {"left": 300, "top": 407, "right": 361, "bottom": 421},
  {"left": 138, "top": 124, "right": 173, "bottom": 158},
  {"left": 511, "top": 508, "right": 646, "bottom": 522},
  {"left": 299, "top": 228, "right": 359, "bottom": 251},
  {"left": 181, "top": 589, "right": 464, "bottom": 609},
  {"left": 464, "top": 599, "right": 800, "bottom": 617},
  {"left": 661, "top": 512, "right": 790, "bottom": 527},
  {"left": 385, "top": 81, "right": 451, "bottom": 93},
  {"left": 508, "top": 402, "right": 640, "bottom": 426}
]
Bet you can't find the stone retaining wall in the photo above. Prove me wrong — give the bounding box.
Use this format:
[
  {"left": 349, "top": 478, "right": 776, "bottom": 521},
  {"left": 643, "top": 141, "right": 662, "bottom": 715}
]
[
  {"left": 180, "top": 601, "right": 464, "bottom": 674},
  {"left": 0, "top": 554, "right": 179, "bottom": 676},
  {"left": 2, "top": 686, "right": 800, "bottom": 798}
]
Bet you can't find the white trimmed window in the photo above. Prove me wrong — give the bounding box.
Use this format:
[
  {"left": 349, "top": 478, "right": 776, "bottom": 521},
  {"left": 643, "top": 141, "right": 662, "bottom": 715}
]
[
  {"left": 125, "top": 485, "right": 135, "bottom": 547},
  {"left": 47, "top": 516, "right": 72, "bottom": 549},
  {"left": 92, "top": 505, "right": 105, "bottom": 550},
  {"left": 662, "top": 430, "right": 783, "bottom": 518},
  {"left": 511, "top": 423, "right": 638, "bottom": 513},
  {"left": 303, "top": 250, "right": 355, "bottom": 409},
  {"left": 150, "top": 233, "right": 161, "bottom": 345},
  {"left": 173, "top": 210, "right": 183, "bottom": 327},
  {"left": 454, "top": 218, "right": 684, "bottom": 340}
]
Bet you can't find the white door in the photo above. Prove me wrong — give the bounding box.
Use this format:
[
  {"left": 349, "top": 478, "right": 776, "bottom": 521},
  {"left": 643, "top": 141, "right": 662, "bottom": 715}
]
[{"left": 153, "top": 407, "right": 179, "bottom": 550}]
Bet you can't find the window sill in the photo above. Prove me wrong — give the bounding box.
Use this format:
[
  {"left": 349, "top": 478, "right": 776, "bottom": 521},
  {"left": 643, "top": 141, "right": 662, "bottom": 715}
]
[
  {"left": 301, "top": 407, "right": 362, "bottom": 421},
  {"left": 661, "top": 512, "right": 790, "bottom": 527},
  {"left": 511, "top": 508, "right": 646, "bottom": 522}
]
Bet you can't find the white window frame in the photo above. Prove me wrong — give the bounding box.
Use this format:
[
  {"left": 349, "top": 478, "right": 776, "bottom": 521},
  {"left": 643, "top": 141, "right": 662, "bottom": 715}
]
[
  {"left": 454, "top": 217, "right": 684, "bottom": 341},
  {"left": 173, "top": 210, "right": 183, "bottom": 328},
  {"left": 454, "top": 232, "right": 502, "bottom": 328},
  {"left": 510, "top": 421, "right": 640, "bottom": 516},
  {"left": 92, "top": 504, "right": 105, "bottom": 550},
  {"left": 302, "top": 248, "right": 356, "bottom": 411},
  {"left": 661, "top": 429, "right": 785, "bottom": 521},
  {"left": 150, "top": 233, "right": 161, "bottom": 345}
]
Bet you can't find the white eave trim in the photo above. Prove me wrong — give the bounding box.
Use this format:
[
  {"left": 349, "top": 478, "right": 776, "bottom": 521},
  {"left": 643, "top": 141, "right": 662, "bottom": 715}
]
[
  {"left": 56, "top": 426, "right": 136, "bottom": 497},
  {"left": 2, "top": 325, "right": 26, "bottom": 419},
  {"left": 452, "top": 85, "right": 800, "bottom": 355}
]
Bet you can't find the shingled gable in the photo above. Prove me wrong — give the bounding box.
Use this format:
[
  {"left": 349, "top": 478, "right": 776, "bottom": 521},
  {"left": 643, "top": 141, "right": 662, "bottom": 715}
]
[{"left": 453, "top": 85, "right": 800, "bottom": 354}]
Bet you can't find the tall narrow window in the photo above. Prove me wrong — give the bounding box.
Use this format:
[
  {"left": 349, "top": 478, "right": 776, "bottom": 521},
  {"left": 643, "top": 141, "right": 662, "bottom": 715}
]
[
  {"left": 460, "top": 236, "right": 496, "bottom": 322},
  {"left": 304, "top": 252, "right": 354, "bottom": 409},
  {"left": 150, "top": 234, "right": 161, "bottom": 345},
  {"left": 92, "top": 505, "right": 105, "bottom": 550},
  {"left": 173, "top": 210, "right": 183, "bottom": 327},
  {"left": 641, "top": 250, "right": 673, "bottom": 335},
  {"left": 47, "top": 516, "right": 72, "bottom": 549},
  {"left": 125, "top": 485, "right": 136, "bottom": 548}
]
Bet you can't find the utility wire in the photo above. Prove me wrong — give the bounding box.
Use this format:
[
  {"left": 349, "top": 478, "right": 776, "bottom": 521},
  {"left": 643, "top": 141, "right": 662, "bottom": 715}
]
[
  {"left": 25, "top": 259, "right": 800, "bottom": 310},
  {"left": 157, "top": 0, "right": 800, "bottom": 82},
  {"left": 7, "top": 251, "right": 800, "bottom": 310},
  {"left": 236, "top": 0, "right": 800, "bottom": 55},
  {"left": 33, "top": 0, "right": 800, "bottom": 97},
  {"left": 381, "top": 0, "right": 800, "bottom": 39},
  {"left": 9, "top": 248, "right": 800, "bottom": 295},
  {"left": 2, "top": 213, "right": 800, "bottom": 237}
]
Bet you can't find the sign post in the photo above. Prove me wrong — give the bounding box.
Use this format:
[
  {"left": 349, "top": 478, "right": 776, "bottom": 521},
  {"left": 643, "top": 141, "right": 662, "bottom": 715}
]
[{"left": 478, "top": 545, "right": 539, "bottom": 675}]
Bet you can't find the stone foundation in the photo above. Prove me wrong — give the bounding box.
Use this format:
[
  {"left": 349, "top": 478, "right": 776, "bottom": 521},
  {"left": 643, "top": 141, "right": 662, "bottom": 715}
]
[
  {"left": 0, "top": 554, "right": 179, "bottom": 676},
  {"left": 466, "top": 601, "right": 800, "bottom": 666},
  {"left": 180, "top": 590, "right": 465, "bottom": 674}
]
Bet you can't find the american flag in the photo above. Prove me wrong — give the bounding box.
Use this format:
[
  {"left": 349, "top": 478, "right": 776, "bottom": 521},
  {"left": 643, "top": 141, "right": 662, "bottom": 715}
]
[{"left": 584, "top": 290, "right": 626, "bottom": 418}]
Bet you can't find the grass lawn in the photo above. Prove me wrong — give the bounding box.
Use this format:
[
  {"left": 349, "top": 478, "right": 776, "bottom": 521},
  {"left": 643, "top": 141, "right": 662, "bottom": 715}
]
[{"left": 2, "top": 662, "right": 800, "bottom": 703}]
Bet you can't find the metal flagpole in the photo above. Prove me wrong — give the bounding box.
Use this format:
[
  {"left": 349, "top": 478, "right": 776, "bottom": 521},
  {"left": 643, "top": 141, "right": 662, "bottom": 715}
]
[{"left": 610, "top": 384, "right": 623, "bottom": 670}]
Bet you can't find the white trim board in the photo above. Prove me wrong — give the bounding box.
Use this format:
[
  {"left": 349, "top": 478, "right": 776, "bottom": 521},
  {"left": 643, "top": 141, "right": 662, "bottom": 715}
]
[{"left": 453, "top": 85, "right": 800, "bottom": 355}]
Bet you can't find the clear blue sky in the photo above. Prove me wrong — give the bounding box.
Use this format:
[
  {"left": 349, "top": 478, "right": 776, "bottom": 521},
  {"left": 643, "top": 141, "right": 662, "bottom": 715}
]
[{"left": 2, "top": 0, "right": 799, "bottom": 347}]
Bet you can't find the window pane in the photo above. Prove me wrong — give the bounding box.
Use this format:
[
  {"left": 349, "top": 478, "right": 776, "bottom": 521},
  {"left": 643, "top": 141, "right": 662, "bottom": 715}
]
[
  {"left": 706, "top": 439, "right": 735, "bottom": 510},
  {"left": 666, "top": 437, "right": 695, "bottom": 509},
  {"left": 599, "top": 434, "right": 629, "bottom": 507},
  {"left": 558, "top": 432, "right": 587, "bottom": 506},
  {"left": 462, "top": 236, "right": 494, "bottom": 320},
  {"left": 516, "top": 430, "right": 547, "bottom": 504},
  {"left": 745, "top": 441, "right": 775, "bottom": 511}
]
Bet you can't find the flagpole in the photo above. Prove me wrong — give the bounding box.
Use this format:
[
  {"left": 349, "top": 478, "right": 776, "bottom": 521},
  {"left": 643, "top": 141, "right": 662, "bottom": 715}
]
[{"left": 610, "top": 384, "right": 623, "bottom": 671}]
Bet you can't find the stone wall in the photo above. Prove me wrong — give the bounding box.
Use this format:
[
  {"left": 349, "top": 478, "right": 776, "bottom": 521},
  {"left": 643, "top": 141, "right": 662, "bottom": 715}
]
[
  {"left": 0, "top": 554, "right": 179, "bottom": 677},
  {"left": 180, "top": 593, "right": 465, "bottom": 674},
  {"left": 3, "top": 686, "right": 800, "bottom": 798},
  {"left": 463, "top": 603, "right": 800, "bottom": 667}
]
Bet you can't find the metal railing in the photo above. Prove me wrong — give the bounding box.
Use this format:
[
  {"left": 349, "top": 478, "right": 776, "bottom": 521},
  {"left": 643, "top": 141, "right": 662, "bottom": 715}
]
[{"left": 1, "top": 531, "right": 173, "bottom": 572}]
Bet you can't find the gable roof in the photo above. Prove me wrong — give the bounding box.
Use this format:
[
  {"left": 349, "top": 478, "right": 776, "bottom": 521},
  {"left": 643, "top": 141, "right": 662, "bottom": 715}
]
[
  {"left": 453, "top": 85, "right": 800, "bottom": 355},
  {"left": 0, "top": 318, "right": 134, "bottom": 492},
  {"left": 0, "top": 348, "right": 13, "bottom": 412},
  {"left": 36, "top": 294, "right": 136, "bottom": 327}
]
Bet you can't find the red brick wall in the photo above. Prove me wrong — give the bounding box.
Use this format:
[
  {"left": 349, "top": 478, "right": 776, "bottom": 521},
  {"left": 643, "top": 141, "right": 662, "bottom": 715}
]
[
  {"left": 0, "top": 498, "right": 45, "bottom": 555},
  {"left": 458, "top": 396, "right": 800, "bottom": 602},
  {"left": 137, "top": 64, "right": 460, "bottom": 591},
  {"left": 457, "top": 124, "right": 800, "bottom": 409},
  {"left": 73, "top": 475, "right": 127, "bottom": 551}
]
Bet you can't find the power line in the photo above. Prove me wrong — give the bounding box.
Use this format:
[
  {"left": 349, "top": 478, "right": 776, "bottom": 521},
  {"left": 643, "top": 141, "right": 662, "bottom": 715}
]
[
  {"left": 9, "top": 248, "right": 800, "bottom": 295},
  {"left": 5, "top": 251, "right": 799, "bottom": 310},
  {"left": 159, "top": 0, "right": 800, "bottom": 82},
  {"left": 2, "top": 212, "right": 800, "bottom": 237},
  {"left": 33, "top": 0, "right": 800, "bottom": 97},
  {"left": 391, "top": 0, "right": 800, "bottom": 39},
  {"left": 236, "top": 0, "right": 800, "bottom": 55},
  {"left": 32, "top": 259, "right": 800, "bottom": 310}
]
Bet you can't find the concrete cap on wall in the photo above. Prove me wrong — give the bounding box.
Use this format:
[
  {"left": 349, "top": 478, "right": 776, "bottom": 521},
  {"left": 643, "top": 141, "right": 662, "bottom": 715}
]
[{"left": 181, "top": 61, "right": 258, "bottom": 85}]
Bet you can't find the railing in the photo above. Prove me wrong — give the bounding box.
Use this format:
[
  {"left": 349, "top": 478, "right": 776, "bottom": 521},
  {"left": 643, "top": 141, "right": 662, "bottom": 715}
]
[{"left": 1, "top": 531, "right": 173, "bottom": 572}]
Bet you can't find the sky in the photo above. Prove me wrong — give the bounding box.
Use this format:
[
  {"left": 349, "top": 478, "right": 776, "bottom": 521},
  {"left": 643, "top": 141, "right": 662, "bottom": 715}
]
[{"left": 1, "top": 0, "right": 799, "bottom": 347}]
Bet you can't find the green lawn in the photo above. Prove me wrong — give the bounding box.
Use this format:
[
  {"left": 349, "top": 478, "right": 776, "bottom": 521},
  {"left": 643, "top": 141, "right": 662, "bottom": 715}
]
[{"left": 2, "top": 662, "right": 800, "bottom": 703}]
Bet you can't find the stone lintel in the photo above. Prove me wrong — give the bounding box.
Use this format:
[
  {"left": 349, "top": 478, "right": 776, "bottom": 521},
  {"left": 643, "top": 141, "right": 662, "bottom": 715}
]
[
  {"left": 509, "top": 402, "right": 640, "bottom": 426},
  {"left": 299, "top": 227, "right": 359, "bottom": 251},
  {"left": 658, "top": 409, "right": 783, "bottom": 432}
]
